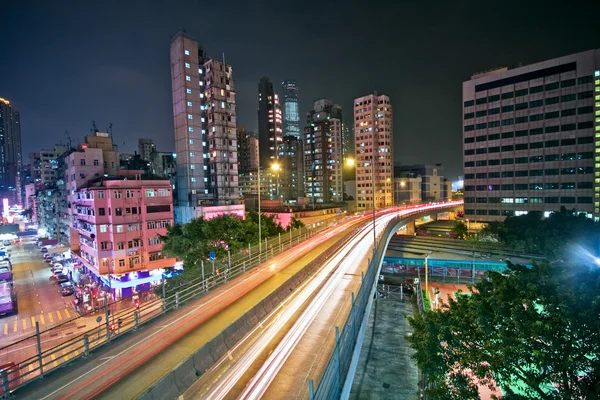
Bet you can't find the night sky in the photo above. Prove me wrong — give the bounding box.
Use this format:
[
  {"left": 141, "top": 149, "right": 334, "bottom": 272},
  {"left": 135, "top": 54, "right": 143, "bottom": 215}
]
[{"left": 1, "top": 0, "right": 599, "bottom": 179}]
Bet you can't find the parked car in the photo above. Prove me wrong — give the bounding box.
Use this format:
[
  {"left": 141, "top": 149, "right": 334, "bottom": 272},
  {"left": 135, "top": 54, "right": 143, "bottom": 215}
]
[
  {"left": 2, "top": 241, "right": 10, "bottom": 247},
  {"left": 59, "top": 282, "right": 74, "bottom": 296},
  {"left": 55, "top": 274, "right": 69, "bottom": 284},
  {"left": 52, "top": 263, "right": 63, "bottom": 270},
  {"left": 40, "top": 247, "right": 48, "bottom": 253},
  {"left": 52, "top": 267, "right": 63, "bottom": 277}
]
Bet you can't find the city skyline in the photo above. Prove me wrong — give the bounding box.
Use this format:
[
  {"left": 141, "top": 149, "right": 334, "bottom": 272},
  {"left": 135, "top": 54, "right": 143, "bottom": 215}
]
[{"left": 3, "top": 1, "right": 599, "bottom": 179}]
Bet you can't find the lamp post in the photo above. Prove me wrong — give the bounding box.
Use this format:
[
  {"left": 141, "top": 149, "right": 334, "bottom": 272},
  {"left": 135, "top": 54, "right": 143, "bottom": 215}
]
[
  {"left": 424, "top": 251, "right": 433, "bottom": 299},
  {"left": 271, "top": 163, "right": 280, "bottom": 200},
  {"left": 371, "top": 156, "right": 376, "bottom": 250},
  {"left": 257, "top": 166, "right": 262, "bottom": 259}
]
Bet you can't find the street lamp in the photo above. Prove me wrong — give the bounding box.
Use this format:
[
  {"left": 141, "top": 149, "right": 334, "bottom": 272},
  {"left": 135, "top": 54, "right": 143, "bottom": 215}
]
[
  {"left": 271, "top": 163, "right": 280, "bottom": 200},
  {"left": 424, "top": 251, "right": 434, "bottom": 299}
]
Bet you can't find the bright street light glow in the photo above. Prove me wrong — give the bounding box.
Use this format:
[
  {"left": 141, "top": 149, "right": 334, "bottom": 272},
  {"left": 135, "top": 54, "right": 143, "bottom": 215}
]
[
  {"left": 346, "top": 158, "right": 355, "bottom": 166},
  {"left": 271, "top": 163, "right": 280, "bottom": 171}
]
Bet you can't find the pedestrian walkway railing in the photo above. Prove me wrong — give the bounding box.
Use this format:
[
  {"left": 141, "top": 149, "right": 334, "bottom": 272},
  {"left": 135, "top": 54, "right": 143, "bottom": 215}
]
[
  {"left": 308, "top": 202, "right": 462, "bottom": 400},
  {"left": 0, "top": 218, "right": 343, "bottom": 397}
]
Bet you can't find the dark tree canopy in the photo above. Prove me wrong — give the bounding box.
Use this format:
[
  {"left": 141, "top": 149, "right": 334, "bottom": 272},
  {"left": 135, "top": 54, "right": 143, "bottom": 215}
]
[
  {"left": 482, "top": 207, "right": 600, "bottom": 258},
  {"left": 408, "top": 261, "right": 600, "bottom": 399}
]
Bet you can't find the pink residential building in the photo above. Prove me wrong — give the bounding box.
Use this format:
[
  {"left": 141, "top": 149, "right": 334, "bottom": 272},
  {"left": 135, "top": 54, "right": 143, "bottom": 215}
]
[{"left": 73, "top": 172, "right": 177, "bottom": 298}]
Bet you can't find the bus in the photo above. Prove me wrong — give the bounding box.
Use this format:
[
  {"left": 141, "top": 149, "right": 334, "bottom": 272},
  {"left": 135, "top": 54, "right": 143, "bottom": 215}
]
[{"left": 0, "top": 282, "right": 15, "bottom": 316}]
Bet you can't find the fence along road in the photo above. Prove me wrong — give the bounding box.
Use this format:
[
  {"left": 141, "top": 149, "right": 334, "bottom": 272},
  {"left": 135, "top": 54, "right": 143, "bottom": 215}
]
[
  {"left": 0, "top": 218, "right": 336, "bottom": 395},
  {"left": 12, "top": 214, "right": 368, "bottom": 399}
]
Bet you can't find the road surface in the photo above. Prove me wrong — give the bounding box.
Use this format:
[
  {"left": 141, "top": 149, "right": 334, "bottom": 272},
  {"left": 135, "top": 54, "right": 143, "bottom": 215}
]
[{"left": 15, "top": 215, "right": 367, "bottom": 399}]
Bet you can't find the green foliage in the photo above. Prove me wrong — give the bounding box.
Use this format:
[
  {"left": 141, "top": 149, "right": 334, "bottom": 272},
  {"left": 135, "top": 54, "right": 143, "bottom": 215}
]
[
  {"left": 289, "top": 217, "right": 305, "bottom": 231},
  {"left": 407, "top": 261, "right": 600, "bottom": 399},
  {"left": 483, "top": 208, "right": 599, "bottom": 258},
  {"left": 422, "top": 289, "right": 431, "bottom": 311},
  {"left": 159, "top": 212, "right": 285, "bottom": 287},
  {"left": 452, "top": 221, "right": 468, "bottom": 239}
]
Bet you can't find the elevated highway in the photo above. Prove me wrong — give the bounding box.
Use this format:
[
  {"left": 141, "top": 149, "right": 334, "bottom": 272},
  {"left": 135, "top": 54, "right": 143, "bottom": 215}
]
[{"left": 14, "top": 201, "right": 462, "bottom": 400}]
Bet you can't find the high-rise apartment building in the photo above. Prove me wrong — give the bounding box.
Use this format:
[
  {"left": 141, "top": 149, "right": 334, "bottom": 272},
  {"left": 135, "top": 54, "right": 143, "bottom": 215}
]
[
  {"left": 237, "top": 128, "right": 259, "bottom": 174},
  {"left": 463, "top": 49, "right": 600, "bottom": 221},
  {"left": 0, "top": 97, "right": 22, "bottom": 204},
  {"left": 354, "top": 92, "right": 393, "bottom": 209},
  {"left": 279, "top": 135, "right": 304, "bottom": 201},
  {"left": 170, "top": 32, "right": 242, "bottom": 223},
  {"left": 304, "top": 99, "right": 343, "bottom": 204},
  {"left": 282, "top": 80, "right": 300, "bottom": 139},
  {"left": 258, "top": 77, "right": 282, "bottom": 167},
  {"left": 30, "top": 146, "right": 66, "bottom": 189},
  {"left": 138, "top": 138, "right": 155, "bottom": 162}
]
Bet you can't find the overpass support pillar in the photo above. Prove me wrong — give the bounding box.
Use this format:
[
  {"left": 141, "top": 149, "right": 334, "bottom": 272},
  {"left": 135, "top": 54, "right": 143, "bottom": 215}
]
[
  {"left": 430, "top": 213, "right": 438, "bottom": 222},
  {"left": 404, "top": 220, "right": 415, "bottom": 235}
]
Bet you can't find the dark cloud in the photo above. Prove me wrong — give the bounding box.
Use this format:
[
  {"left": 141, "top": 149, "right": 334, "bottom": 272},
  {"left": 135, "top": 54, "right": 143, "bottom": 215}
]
[{"left": 1, "top": 0, "right": 599, "bottom": 178}]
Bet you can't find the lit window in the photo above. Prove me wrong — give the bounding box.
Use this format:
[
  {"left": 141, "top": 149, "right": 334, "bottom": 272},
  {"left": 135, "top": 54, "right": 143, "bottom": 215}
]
[
  {"left": 186, "top": 89, "right": 192, "bottom": 94},
  {"left": 189, "top": 139, "right": 194, "bottom": 144},
  {"left": 184, "top": 49, "right": 190, "bottom": 55},
  {"left": 198, "top": 68, "right": 202, "bottom": 74},
  {"left": 199, "top": 81, "right": 203, "bottom": 86},
  {"left": 221, "top": 101, "right": 225, "bottom": 108},
  {"left": 188, "top": 114, "right": 193, "bottom": 120},
  {"left": 190, "top": 152, "right": 195, "bottom": 157},
  {"left": 190, "top": 165, "right": 196, "bottom": 170},
  {"left": 185, "top": 62, "right": 190, "bottom": 69},
  {"left": 201, "top": 118, "right": 205, "bottom": 122},
  {"left": 185, "top": 76, "right": 191, "bottom": 81},
  {"left": 200, "top": 93, "right": 204, "bottom": 98},
  {"left": 596, "top": 71, "right": 600, "bottom": 77},
  {"left": 191, "top": 177, "right": 196, "bottom": 182},
  {"left": 188, "top": 127, "right": 194, "bottom": 132},
  {"left": 187, "top": 101, "right": 192, "bottom": 107}
]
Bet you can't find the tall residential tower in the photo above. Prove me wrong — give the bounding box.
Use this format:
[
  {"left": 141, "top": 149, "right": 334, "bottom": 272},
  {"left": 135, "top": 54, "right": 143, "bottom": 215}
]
[
  {"left": 282, "top": 80, "right": 300, "bottom": 139},
  {"left": 353, "top": 92, "right": 393, "bottom": 209},
  {"left": 170, "top": 32, "right": 242, "bottom": 223},
  {"left": 462, "top": 49, "right": 600, "bottom": 221},
  {"left": 0, "top": 97, "right": 23, "bottom": 205},
  {"left": 257, "top": 77, "right": 282, "bottom": 168},
  {"left": 304, "top": 99, "right": 343, "bottom": 204}
]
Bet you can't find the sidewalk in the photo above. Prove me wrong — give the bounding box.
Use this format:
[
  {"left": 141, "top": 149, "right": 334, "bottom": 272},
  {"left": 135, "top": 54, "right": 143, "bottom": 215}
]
[{"left": 350, "top": 298, "right": 420, "bottom": 400}]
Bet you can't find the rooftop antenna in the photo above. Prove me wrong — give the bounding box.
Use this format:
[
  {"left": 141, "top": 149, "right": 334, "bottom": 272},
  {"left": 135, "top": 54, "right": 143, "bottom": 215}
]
[
  {"left": 109, "top": 123, "right": 113, "bottom": 137},
  {"left": 92, "top": 120, "right": 98, "bottom": 134},
  {"left": 223, "top": 52, "right": 226, "bottom": 65},
  {"left": 65, "top": 130, "right": 72, "bottom": 149}
]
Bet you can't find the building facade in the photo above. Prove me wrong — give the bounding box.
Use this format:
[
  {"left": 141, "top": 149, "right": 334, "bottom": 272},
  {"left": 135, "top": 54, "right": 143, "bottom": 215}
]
[
  {"left": 398, "top": 164, "right": 450, "bottom": 202},
  {"left": 149, "top": 151, "right": 176, "bottom": 178},
  {"left": 170, "top": 32, "right": 242, "bottom": 223},
  {"left": 73, "top": 175, "right": 176, "bottom": 298},
  {"left": 463, "top": 49, "right": 600, "bottom": 221},
  {"left": 394, "top": 176, "right": 422, "bottom": 204},
  {"left": 30, "top": 146, "right": 66, "bottom": 189},
  {"left": 282, "top": 80, "right": 300, "bottom": 139},
  {"left": 354, "top": 92, "right": 393, "bottom": 209},
  {"left": 304, "top": 99, "right": 343, "bottom": 204},
  {"left": 279, "top": 135, "right": 304, "bottom": 202},
  {"left": 258, "top": 77, "right": 282, "bottom": 168},
  {"left": 237, "top": 128, "right": 259, "bottom": 174},
  {"left": 0, "top": 97, "right": 22, "bottom": 205},
  {"left": 138, "top": 138, "right": 155, "bottom": 162}
]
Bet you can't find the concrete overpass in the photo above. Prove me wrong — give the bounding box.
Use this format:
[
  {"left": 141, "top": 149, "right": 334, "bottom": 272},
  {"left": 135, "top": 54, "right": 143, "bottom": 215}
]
[{"left": 12, "top": 201, "right": 462, "bottom": 400}]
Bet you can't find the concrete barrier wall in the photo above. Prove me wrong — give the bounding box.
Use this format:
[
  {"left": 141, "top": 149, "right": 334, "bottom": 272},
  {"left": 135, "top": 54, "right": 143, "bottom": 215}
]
[{"left": 139, "top": 231, "right": 353, "bottom": 400}]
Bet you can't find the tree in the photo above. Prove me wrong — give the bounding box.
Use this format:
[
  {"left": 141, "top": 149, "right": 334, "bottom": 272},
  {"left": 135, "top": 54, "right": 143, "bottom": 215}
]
[
  {"left": 452, "top": 221, "right": 468, "bottom": 239},
  {"left": 159, "top": 212, "right": 286, "bottom": 289},
  {"left": 289, "top": 217, "right": 305, "bottom": 231},
  {"left": 407, "top": 261, "right": 600, "bottom": 399}
]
